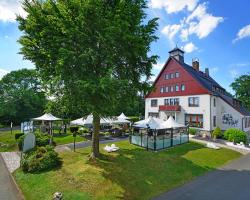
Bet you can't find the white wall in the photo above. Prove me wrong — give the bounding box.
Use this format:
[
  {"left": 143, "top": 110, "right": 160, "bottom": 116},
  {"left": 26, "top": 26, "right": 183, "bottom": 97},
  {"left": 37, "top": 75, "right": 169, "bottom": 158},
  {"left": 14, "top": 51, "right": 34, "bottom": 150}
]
[{"left": 145, "top": 94, "right": 211, "bottom": 131}]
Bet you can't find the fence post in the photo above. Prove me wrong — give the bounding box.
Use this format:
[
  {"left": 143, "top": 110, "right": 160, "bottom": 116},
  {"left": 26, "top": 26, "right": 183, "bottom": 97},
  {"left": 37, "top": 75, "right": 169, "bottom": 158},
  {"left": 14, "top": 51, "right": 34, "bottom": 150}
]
[
  {"left": 170, "top": 128, "right": 173, "bottom": 147},
  {"left": 154, "top": 130, "right": 156, "bottom": 151},
  {"left": 187, "top": 126, "right": 189, "bottom": 143}
]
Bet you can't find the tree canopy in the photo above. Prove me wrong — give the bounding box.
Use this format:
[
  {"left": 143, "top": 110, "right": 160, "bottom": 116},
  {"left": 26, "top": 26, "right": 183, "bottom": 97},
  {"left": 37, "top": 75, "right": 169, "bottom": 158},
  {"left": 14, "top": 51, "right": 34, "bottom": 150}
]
[
  {"left": 231, "top": 73, "right": 250, "bottom": 110},
  {"left": 17, "top": 0, "right": 158, "bottom": 158},
  {"left": 0, "top": 69, "right": 47, "bottom": 125}
]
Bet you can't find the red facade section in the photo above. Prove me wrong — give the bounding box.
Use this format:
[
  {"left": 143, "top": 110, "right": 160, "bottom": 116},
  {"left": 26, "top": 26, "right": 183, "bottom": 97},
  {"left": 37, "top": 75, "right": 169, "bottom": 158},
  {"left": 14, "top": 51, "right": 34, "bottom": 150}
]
[
  {"left": 146, "top": 58, "right": 209, "bottom": 98},
  {"left": 159, "top": 105, "right": 181, "bottom": 111}
]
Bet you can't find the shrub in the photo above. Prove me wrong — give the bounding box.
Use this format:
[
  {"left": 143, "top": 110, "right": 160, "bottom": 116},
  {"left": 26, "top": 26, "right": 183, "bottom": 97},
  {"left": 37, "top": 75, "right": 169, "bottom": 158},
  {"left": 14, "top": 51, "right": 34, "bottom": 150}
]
[
  {"left": 21, "top": 145, "right": 61, "bottom": 172},
  {"left": 15, "top": 133, "right": 24, "bottom": 140},
  {"left": 35, "top": 133, "right": 50, "bottom": 146},
  {"left": 224, "top": 128, "right": 247, "bottom": 144},
  {"left": 128, "top": 116, "right": 140, "bottom": 123},
  {"left": 189, "top": 128, "right": 197, "bottom": 135},
  {"left": 70, "top": 126, "right": 79, "bottom": 133},
  {"left": 18, "top": 133, "right": 50, "bottom": 151},
  {"left": 212, "top": 127, "right": 222, "bottom": 139}
]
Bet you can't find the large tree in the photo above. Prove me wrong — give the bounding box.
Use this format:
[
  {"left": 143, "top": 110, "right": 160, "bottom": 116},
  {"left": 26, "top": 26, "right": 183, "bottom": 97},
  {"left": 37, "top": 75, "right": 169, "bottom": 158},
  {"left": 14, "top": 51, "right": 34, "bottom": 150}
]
[
  {"left": 0, "top": 69, "right": 47, "bottom": 125},
  {"left": 231, "top": 73, "right": 250, "bottom": 110},
  {"left": 17, "top": 0, "right": 158, "bottom": 159}
]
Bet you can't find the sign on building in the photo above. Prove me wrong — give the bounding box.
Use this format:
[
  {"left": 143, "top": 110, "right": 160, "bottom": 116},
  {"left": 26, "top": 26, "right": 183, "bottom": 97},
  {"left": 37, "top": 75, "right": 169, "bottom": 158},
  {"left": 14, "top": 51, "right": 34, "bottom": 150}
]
[{"left": 23, "top": 133, "right": 36, "bottom": 152}]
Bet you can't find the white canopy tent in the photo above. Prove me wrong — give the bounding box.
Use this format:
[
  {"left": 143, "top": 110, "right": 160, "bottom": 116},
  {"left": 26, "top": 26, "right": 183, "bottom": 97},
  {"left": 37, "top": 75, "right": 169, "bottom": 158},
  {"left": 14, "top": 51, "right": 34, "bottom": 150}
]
[
  {"left": 117, "top": 113, "right": 130, "bottom": 120},
  {"left": 33, "top": 113, "right": 62, "bottom": 121},
  {"left": 161, "top": 116, "right": 185, "bottom": 129},
  {"left": 134, "top": 116, "right": 185, "bottom": 130},
  {"left": 112, "top": 118, "right": 130, "bottom": 124},
  {"left": 70, "top": 114, "right": 112, "bottom": 126}
]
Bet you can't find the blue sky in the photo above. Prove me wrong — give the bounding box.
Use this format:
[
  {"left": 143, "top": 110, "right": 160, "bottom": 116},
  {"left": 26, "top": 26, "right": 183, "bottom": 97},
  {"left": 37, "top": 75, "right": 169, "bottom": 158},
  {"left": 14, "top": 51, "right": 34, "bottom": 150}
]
[{"left": 0, "top": 0, "right": 250, "bottom": 94}]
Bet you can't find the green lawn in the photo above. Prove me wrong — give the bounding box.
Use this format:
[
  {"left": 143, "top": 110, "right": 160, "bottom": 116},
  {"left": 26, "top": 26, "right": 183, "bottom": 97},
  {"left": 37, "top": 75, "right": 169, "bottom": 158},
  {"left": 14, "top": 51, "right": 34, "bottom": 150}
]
[
  {"left": 14, "top": 141, "right": 241, "bottom": 200},
  {"left": 0, "top": 130, "right": 86, "bottom": 152},
  {"left": 0, "top": 130, "right": 19, "bottom": 152}
]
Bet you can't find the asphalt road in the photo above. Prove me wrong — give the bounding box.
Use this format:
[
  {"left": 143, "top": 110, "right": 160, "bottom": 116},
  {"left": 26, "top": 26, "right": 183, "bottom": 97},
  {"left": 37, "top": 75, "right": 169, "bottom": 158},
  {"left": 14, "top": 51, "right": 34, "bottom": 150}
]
[
  {"left": 0, "top": 155, "right": 22, "bottom": 200},
  {"left": 153, "top": 153, "right": 250, "bottom": 200}
]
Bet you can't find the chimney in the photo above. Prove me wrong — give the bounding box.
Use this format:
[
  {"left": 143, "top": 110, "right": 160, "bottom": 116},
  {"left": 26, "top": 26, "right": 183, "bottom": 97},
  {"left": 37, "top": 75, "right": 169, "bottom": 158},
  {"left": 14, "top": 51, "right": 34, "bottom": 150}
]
[
  {"left": 205, "top": 68, "right": 209, "bottom": 76},
  {"left": 192, "top": 58, "right": 199, "bottom": 71}
]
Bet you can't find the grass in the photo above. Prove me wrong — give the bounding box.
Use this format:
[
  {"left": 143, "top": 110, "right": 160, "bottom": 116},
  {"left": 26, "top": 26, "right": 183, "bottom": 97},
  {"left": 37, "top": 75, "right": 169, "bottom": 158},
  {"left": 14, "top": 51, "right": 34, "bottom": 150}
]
[
  {"left": 14, "top": 140, "right": 241, "bottom": 200},
  {"left": 0, "top": 130, "right": 86, "bottom": 152},
  {"left": 0, "top": 130, "right": 19, "bottom": 152},
  {"left": 53, "top": 133, "right": 86, "bottom": 145}
]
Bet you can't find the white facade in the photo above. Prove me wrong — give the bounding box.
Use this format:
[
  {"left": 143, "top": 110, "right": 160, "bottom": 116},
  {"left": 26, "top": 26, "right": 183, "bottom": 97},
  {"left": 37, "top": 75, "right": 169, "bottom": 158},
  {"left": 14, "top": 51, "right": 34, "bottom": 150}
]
[{"left": 145, "top": 94, "right": 250, "bottom": 133}]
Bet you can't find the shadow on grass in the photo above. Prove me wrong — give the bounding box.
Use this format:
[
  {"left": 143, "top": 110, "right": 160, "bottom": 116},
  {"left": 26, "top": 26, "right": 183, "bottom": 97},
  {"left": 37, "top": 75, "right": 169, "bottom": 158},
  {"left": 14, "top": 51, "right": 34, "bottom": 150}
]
[{"left": 89, "top": 142, "right": 219, "bottom": 200}]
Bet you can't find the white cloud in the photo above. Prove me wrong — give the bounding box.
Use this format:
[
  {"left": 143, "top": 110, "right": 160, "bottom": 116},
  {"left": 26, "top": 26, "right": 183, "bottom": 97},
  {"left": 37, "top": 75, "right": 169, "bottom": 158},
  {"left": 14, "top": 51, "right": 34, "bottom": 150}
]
[
  {"left": 160, "top": 2, "right": 223, "bottom": 43},
  {"left": 0, "top": 0, "right": 27, "bottom": 22},
  {"left": 185, "top": 3, "right": 224, "bottom": 39},
  {"left": 0, "top": 68, "right": 9, "bottom": 79},
  {"left": 153, "top": 62, "right": 165, "bottom": 70},
  {"left": 161, "top": 24, "right": 181, "bottom": 39},
  {"left": 233, "top": 24, "right": 250, "bottom": 43},
  {"left": 149, "top": 0, "right": 198, "bottom": 14},
  {"left": 229, "top": 69, "right": 238, "bottom": 78},
  {"left": 183, "top": 42, "right": 198, "bottom": 53}
]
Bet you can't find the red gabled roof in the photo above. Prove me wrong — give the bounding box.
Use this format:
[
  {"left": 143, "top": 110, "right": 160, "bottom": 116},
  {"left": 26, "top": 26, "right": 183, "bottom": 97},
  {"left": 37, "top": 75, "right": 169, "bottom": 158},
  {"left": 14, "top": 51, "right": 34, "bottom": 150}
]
[{"left": 146, "top": 57, "right": 210, "bottom": 98}]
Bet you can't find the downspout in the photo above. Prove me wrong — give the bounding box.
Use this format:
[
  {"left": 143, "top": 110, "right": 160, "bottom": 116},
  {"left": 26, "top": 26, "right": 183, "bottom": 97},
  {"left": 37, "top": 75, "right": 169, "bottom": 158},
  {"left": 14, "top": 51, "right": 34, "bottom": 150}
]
[{"left": 209, "top": 95, "right": 212, "bottom": 135}]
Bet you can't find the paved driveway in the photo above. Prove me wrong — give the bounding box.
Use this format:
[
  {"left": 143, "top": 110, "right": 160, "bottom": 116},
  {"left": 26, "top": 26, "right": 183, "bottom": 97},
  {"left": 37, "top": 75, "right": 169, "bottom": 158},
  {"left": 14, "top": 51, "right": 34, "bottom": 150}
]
[
  {"left": 0, "top": 155, "right": 22, "bottom": 200},
  {"left": 153, "top": 153, "right": 250, "bottom": 200}
]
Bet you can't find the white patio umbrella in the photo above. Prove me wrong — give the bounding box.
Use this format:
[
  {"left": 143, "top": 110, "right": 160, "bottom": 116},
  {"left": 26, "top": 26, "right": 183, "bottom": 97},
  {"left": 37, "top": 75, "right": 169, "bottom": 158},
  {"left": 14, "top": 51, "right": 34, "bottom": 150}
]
[
  {"left": 133, "top": 117, "right": 162, "bottom": 129},
  {"left": 117, "top": 112, "right": 130, "bottom": 120},
  {"left": 161, "top": 116, "right": 185, "bottom": 129}
]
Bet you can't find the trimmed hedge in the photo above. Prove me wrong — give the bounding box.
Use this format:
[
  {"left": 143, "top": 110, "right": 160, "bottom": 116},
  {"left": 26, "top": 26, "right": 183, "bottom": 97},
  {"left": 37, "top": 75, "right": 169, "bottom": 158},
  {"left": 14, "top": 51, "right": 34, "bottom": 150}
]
[
  {"left": 212, "top": 127, "right": 222, "bottom": 139},
  {"left": 224, "top": 128, "right": 247, "bottom": 144},
  {"left": 21, "top": 145, "right": 61, "bottom": 172}
]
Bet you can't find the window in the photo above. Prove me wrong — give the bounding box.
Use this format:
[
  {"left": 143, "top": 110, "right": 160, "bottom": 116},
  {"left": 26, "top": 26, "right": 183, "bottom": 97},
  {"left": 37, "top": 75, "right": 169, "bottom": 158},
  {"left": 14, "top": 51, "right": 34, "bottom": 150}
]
[
  {"left": 175, "top": 85, "right": 179, "bottom": 92},
  {"left": 148, "top": 112, "right": 159, "bottom": 118},
  {"left": 214, "top": 98, "right": 216, "bottom": 107},
  {"left": 188, "top": 97, "right": 199, "bottom": 107},
  {"left": 181, "top": 84, "right": 185, "bottom": 91},
  {"left": 170, "top": 86, "right": 174, "bottom": 92},
  {"left": 164, "top": 99, "right": 169, "bottom": 106},
  {"left": 213, "top": 116, "right": 216, "bottom": 127},
  {"left": 160, "top": 86, "right": 164, "bottom": 93},
  {"left": 185, "top": 114, "right": 203, "bottom": 128},
  {"left": 170, "top": 73, "right": 174, "bottom": 79},
  {"left": 170, "top": 98, "right": 174, "bottom": 105},
  {"left": 165, "top": 74, "right": 169, "bottom": 80},
  {"left": 151, "top": 99, "right": 158, "bottom": 107},
  {"left": 174, "top": 98, "right": 179, "bottom": 105},
  {"left": 175, "top": 72, "right": 179, "bottom": 78},
  {"left": 165, "top": 86, "right": 169, "bottom": 92}
]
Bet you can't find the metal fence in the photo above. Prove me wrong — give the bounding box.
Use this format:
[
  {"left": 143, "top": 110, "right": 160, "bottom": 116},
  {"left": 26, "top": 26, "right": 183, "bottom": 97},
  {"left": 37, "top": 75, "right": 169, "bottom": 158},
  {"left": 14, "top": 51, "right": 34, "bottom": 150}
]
[{"left": 130, "top": 127, "right": 189, "bottom": 151}]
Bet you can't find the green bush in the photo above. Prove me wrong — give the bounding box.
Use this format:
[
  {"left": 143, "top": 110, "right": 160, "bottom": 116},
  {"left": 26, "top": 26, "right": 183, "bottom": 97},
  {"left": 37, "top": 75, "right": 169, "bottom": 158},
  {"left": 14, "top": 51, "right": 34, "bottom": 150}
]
[
  {"left": 15, "top": 133, "right": 24, "bottom": 140},
  {"left": 35, "top": 133, "right": 50, "bottom": 146},
  {"left": 189, "top": 128, "right": 197, "bottom": 135},
  {"left": 212, "top": 127, "right": 222, "bottom": 139},
  {"left": 224, "top": 128, "right": 247, "bottom": 144},
  {"left": 70, "top": 126, "right": 79, "bottom": 133},
  {"left": 21, "top": 145, "right": 61, "bottom": 173},
  {"left": 18, "top": 133, "right": 50, "bottom": 151},
  {"left": 128, "top": 116, "right": 140, "bottom": 123}
]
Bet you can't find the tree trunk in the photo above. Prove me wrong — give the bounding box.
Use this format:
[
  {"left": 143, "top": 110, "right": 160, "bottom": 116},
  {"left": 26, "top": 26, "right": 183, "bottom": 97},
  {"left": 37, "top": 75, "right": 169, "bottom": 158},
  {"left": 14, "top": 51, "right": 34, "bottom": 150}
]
[{"left": 90, "top": 113, "right": 100, "bottom": 159}]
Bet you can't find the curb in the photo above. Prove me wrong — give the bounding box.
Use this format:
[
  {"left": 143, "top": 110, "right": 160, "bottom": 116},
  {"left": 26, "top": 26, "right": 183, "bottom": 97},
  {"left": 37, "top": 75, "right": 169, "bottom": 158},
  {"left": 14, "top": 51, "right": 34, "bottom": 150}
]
[{"left": 0, "top": 153, "right": 25, "bottom": 200}]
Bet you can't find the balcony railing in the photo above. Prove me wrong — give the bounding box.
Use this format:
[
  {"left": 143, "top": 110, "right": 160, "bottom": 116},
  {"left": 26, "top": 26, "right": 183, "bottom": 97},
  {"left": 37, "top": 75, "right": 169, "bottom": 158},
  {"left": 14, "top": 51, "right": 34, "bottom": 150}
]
[{"left": 159, "top": 105, "right": 181, "bottom": 111}]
